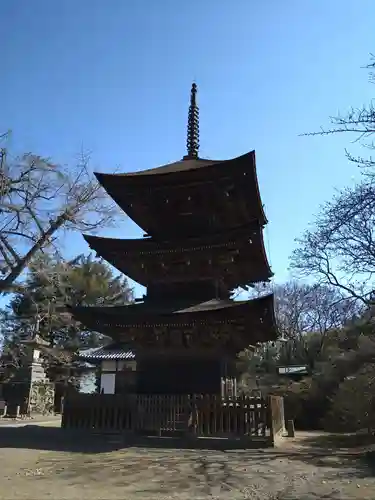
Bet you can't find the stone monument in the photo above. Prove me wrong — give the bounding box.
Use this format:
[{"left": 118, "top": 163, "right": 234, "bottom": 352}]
[{"left": 21, "top": 334, "right": 55, "bottom": 415}]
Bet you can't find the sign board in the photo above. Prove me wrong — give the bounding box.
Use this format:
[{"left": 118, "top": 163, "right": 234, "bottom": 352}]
[{"left": 277, "top": 365, "right": 308, "bottom": 375}]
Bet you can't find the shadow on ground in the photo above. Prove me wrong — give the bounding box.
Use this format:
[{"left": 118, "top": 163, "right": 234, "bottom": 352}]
[
  {"left": 0, "top": 425, "right": 274, "bottom": 453},
  {"left": 0, "top": 425, "right": 374, "bottom": 481},
  {"left": 290, "top": 432, "right": 375, "bottom": 479},
  {"left": 298, "top": 432, "right": 375, "bottom": 450},
  {"left": 0, "top": 426, "right": 119, "bottom": 453}
]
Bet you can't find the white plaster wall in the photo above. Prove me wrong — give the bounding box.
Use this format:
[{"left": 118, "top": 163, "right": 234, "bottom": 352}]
[
  {"left": 100, "top": 373, "right": 115, "bottom": 394},
  {"left": 101, "top": 360, "right": 116, "bottom": 372}
]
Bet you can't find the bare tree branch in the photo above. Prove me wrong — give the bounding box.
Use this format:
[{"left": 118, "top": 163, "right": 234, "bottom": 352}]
[
  {"left": 300, "top": 55, "right": 375, "bottom": 175},
  {"left": 243, "top": 281, "right": 358, "bottom": 371},
  {"left": 292, "top": 55, "right": 375, "bottom": 304},
  {"left": 290, "top": 183, "right": 375, "bottom": 305},
  {"left": 0, "top": 142, "right": 119, "bottom": 294}
]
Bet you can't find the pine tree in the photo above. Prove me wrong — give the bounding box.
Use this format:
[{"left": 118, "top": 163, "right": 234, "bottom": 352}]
[{"left": 0, "top": 253, "right": 133, "bottom": 382}]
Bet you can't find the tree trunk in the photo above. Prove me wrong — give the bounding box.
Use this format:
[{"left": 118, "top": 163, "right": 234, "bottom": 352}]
[{"left": 0, "top": 213, "right": 67, "bottom": 294}]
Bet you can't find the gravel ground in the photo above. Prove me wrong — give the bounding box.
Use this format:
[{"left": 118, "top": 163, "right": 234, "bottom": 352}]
[{"left": 0, "top": 424, "right": 374, "bottom": 499}]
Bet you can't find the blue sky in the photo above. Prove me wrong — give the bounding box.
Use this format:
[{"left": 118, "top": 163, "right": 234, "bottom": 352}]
[{"left": 1, "top": 0, "right": 375, "bottom": 299}]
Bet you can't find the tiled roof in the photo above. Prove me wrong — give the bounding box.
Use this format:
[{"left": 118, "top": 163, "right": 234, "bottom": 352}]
[
  {"left": 78, "top": 345, "right": 135, "bottom": 360},
  {"left": 71, "top": 293, "right": 275, "bottom": 317},
  {"left": 95, "top": 158, "right": 220, "bottom": 179}
]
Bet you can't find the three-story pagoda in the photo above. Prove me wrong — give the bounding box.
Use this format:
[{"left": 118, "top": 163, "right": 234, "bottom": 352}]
[{"left": 69, "top": 84, "right": 278, "bottom": 395}]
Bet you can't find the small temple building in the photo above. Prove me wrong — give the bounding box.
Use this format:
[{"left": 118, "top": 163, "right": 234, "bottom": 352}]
[
  {"left": 78, "top": 344, "right": 136, "bottom": 394},
  {"left": 68, "top": 83, "right": 278, "bottom": 399}
]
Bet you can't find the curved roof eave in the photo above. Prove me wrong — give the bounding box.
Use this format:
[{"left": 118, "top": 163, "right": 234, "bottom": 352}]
[
  {"left": 94, "top": 150, "right": 267, "bottom": 229},
  {"left": 68, "top": 293, "right": 278, "bottom": 345},
  {"left": 69, "top": 292, "right": 276, "bottom": 319},
  {"left": 82, "top": 225, "right": 273, "bottom": 287},
  {"left": 95, "top": 150, "right": 253, "bottom": 184}
]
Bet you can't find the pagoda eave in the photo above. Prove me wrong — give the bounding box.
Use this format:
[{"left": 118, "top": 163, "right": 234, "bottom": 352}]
[
  {"left": 68, "top": 294, "right": 278, "bottom": 353},
  {"left": 94, "top": 151, "right": 267, "bottom": 236},
  {"left": 83, "top": 223, "right": 272, "bottom": 289}
]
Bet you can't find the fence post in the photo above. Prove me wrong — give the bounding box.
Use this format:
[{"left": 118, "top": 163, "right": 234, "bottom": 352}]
[
  {"left": 267, "top": 395, "right": 285, "bottom": 445},
  {"left": 61, "top": 396, "right": 66, "bottom": 428},
  {"left": 190, "top": 395, "right": 198, "bottom": 436}
]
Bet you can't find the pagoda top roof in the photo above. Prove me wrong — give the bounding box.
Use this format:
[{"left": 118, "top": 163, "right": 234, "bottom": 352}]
[
  {"left": 91, "top": 84, "right": 268, "bottom": 236},
  {"left": 95, "top": 150, "right": 267, "bottom": 236},
  {"left": 95, "top": 150, "right": 253, "bottom": 184},
  {"left": 109, "top": 157, "right": 221, "bottom": 177}
]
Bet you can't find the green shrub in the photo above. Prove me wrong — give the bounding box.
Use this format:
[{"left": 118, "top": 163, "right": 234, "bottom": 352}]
[{"left": 324, "top": 364, "right": 375, "bottom": 433}]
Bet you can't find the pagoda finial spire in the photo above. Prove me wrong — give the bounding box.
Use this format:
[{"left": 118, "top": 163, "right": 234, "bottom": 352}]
[{"left": 185, "top": 82, "right": 199, "bottom": 159}]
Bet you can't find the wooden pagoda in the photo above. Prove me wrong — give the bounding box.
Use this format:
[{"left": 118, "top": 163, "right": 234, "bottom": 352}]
[{"left": 68, "top": 83, "right": 278, "bottom": 397}]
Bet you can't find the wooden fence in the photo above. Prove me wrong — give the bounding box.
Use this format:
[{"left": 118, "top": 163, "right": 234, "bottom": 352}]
[
  {"left": 192, "top": 394, "right": 267, "bottom": 437},
  {"left": 62, "top": 393, "right": 284, "bottom": 444}
]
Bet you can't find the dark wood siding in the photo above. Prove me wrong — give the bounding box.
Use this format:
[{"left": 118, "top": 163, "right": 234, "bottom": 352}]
[{"left": 136, "top": 357, "right": 221, "bottom": 394}]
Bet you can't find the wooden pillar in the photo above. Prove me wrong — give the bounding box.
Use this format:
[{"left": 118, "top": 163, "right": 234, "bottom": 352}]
[{"left": 220, "top": 358, "right": 238, "bottom": 398}]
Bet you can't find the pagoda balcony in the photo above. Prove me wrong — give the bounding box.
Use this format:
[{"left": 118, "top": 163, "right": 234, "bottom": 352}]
[
  {"left": 94, "top": 151, "right": 267, "bottom": 238},
  {"left": 83, "top": 223, "right": 272, "bottom": 290}
]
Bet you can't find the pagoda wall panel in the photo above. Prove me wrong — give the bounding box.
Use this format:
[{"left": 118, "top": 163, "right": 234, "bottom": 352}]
[
  {"left": 145, "top": 281, "right": 230, "bottom": 303},
  {"left": 136, "top": 357, "right": 221, "bottom": 395}
]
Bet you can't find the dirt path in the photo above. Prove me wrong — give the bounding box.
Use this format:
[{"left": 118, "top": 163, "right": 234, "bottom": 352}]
[
  {"left": 0, "top": 414, "right": 61, "bottom": 427},
  {"left": 0, "top": 425, "right": 374, "bottom": 499}
]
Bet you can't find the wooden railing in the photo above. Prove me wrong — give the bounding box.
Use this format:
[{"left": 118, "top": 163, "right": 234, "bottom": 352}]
[
  {"left": 137, "top": 394, "right": 190, "bottom": 433},
  {"left": 62, "top": 393, "right": 272, "bottom": 439},
  {"left": 62, "top": 394, "right": 134, "bottom": 431},
  {"left": 192, "top": 394, "right": 267, "bottom": 437}
]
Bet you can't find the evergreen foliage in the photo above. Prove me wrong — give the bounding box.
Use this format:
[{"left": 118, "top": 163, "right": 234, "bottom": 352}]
[{"left": 0, "top": 253, "right": 133, "bottom": 383}]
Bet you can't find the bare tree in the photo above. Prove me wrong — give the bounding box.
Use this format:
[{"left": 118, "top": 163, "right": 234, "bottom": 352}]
[
  {"left": 302, "top": 55, "right": 375, "bottom": 173},
  {"left": 0, "top": 137, "right": 118, "bottom": 294},
  {"left": 292, "top": 55, "right": 375, "bottom": 304},
  {"left": 247, "top": 281, "right": 356, "bottom": 338},
  {"left": 242, "top": 281, "right": 357, "bottom": 371},
  {"left": 274, "top": 282, "right": 357, "bottom": 368},
  {"left": 290, "top": 183, "right": 375, "bottom": 305}
]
